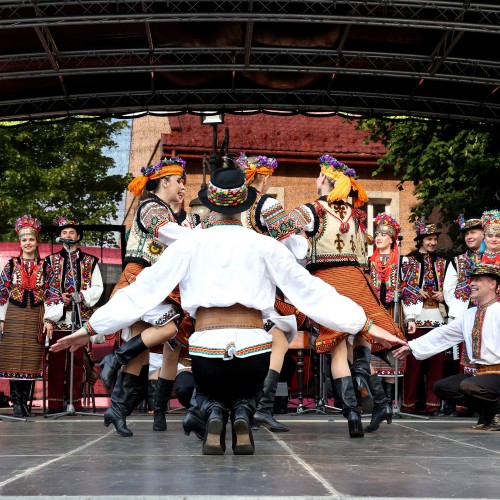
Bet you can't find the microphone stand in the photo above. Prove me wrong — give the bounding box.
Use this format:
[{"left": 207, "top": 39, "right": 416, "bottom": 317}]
[
  {"left": 392, "top": 236, "right": 428, "bottom": 420},
  {"left": 47, "top": 242, "right": 102, "bottom": 420},
  {"left": 296, "top": 324, "right": 341, "bottom": 415}
]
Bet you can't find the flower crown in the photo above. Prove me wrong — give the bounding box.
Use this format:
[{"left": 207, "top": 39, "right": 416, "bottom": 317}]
[
  {"left": 251, "top": 155, "right": 278, "bottom": 170},
  {"left": 140, "top": 156, "right": 186, "bottom": 177},
  {"left": 15, "top": 214, "right": 42, "bottom": 235},
  {"left": 481, "top": 209, "right": 500, "bottom": 231},
  {"left": 375, "top": 213, "right": 401, "bottom": 238},
  {"left": 319, "top": 155, "right": 357, "bottom": 178}
]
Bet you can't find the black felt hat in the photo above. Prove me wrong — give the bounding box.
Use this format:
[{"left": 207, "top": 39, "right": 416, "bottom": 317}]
[{"left": 198, "top": 167, "right": 257, "bottom": 214}]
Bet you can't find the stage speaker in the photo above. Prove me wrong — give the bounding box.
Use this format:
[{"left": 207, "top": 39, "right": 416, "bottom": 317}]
[{"left": 273, "top": 382, "right": 289, "bottom": 414}]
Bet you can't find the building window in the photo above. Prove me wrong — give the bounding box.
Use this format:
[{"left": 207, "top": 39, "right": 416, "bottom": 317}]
[{"left": 360, "top": 194, "right": 398, "bottom": 257}]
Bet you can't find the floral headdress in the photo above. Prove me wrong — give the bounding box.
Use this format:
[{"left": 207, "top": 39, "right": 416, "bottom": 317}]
[
  {"left": 414, "top": 217, "right": 441, "bottom": 241},
  {"left": 15, "top": 214, "right": 41, "bottom": 238},
  {"left": 237, "top": 153, "right": 278, "bottom": 184},
  {"left": 53, "top": 215, "right": 82, "bottom": 241},
  {"left": 456, "top": 213, "right": 482, "bottom": 232},
  {"left": 374, "top": 213, "right": 401, "bottom": 241},
  {"left": 319, "top": 155, "right": 368, "bottom": 208},
  {"left": 128, "top": 156, "right": 187, "bottom": 197},
  {"left": 481, "top": 209, "right": 500, "bottom": 234}
]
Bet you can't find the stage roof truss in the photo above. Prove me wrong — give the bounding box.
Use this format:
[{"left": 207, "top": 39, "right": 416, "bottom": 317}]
[{"left": 1, "top": 1, "right": 500, "bottom": 123}]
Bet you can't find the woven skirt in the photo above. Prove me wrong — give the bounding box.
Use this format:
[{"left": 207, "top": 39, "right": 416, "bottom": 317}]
[
  {"left": 0, "top": 302, "right": 44, "bottom": 379},
  {"left": 313, "top": 266, "right": 405, "bottom": 353}
]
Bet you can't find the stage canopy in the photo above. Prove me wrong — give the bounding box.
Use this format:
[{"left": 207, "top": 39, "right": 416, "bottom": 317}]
[{"left": 1, "top": 1, "right": 500, "bottom": 123}]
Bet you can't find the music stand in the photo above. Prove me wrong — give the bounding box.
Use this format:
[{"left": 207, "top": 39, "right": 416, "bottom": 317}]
[
  {"left": 46, "top": 242, "right": 102, "bottom": 420},
  {"left": 391, "top": 235, "right": 428, "bottom": 420}
]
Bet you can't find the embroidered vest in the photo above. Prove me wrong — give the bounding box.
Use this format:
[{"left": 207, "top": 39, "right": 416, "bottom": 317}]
[
  {"left": 305, "top": 200, "right": 367, "bottom": 270},
  {"left": 0, "top": 257, "right": 45, "bottom": 308},
  {"left": 125, "top": 196, "right": 176, "bottom": 267},
  {"left": 401, "top": 253, "right": 447, "bottom": 307},
  {"left": 453, "top": 252, "right": 474, "bottom": 301},
  {"left": 44, "top": 250, "right": 98, "bottom": 322}
]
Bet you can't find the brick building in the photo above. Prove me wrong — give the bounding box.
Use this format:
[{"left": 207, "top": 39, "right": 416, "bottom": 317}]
[{"left": 124, "top": 114, "right": 444, "bottom": 255}]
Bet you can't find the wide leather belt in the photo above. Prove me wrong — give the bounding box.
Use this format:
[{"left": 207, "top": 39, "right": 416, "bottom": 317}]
[
  {"left": 196, "top": 303, "right": 264, "bottom": 331},
  {"left": 475, "top": 363, "right": 500, "bottom": 375}
]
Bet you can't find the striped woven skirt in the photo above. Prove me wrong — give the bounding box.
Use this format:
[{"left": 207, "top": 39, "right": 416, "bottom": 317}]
[
  {"left": 313, "top": 266, "right": 405, "bottom": 353},
  {"left": 0, "top": 302, "right": 44, "bottom": 379}
]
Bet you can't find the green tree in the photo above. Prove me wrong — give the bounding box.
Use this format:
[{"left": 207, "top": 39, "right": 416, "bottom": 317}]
[
  {"left": 0, "top": 119, "right": 130, "bottom": 241},
  {"left": 357, "top": 118, "right": 500, "bottom": 241}
]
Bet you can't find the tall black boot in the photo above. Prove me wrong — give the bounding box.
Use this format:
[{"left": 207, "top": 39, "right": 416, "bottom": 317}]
[
  {"left": 231, "top": 397, "right": 257, "bottom": 455},
  {"left": 20, "top": 380, "right": 35, "bottom": 417},
  {"left": 183, "top": 389, "right": 205, "bottom": 440},
  {"left": 99, "top": 335, "right": 149, "bottom": 389},
  {"left": 372, "top": 348, "right": 396, "bottom": 368},
  {"left": 130, "top": 364, "right": 149, "bottom": 415},
  {"left": 253, "top": 369, "right": 289, "bottom": 432},
  {"left": 351, "top": 346, "right": 374, "bottom": 413},
  {"left": 200, "top": 399, "right": 229, "bottom": 455},
  {"left": 384, "top": 381, "right": 396, "bottom": 406},
  {"left": 364, "top": 374, "right": 392, "bottom": 432},
  {"left": 333, "top": 377, "right": 364, "bottom": 438},
  {"left": 104, "top": 372, "right": 139, "bottom": 437},
  {"left": 147, "top": 379, "right": 157, "bottom": 412},
  {"left": 153, "top": 378, "right": 174, "bottom": 431},
  {"left": 9, "top": 381, "right": 24, "bottom": 418}
]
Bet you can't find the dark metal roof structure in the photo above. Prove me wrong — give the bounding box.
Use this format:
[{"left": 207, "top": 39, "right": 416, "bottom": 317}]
[{"left": 1, "top": 1, "right": 500, "bottom": 123}]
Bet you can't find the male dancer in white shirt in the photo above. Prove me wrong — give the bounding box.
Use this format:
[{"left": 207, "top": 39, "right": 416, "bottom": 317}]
[
  {"left": 51, "top": 166, "right": 405, "bottom": 455},
  {"left": 394, "top": 263, "right": 500, "bottom": 430}
]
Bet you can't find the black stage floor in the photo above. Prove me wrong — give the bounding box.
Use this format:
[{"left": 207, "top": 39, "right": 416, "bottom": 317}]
[{"left": 0, "top": 412, "right": 498, "bottom": 499}]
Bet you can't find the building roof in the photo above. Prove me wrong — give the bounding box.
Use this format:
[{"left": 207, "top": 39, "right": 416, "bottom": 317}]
[{"left": 1, "top": 1, "right": 500, "bottom": 123}]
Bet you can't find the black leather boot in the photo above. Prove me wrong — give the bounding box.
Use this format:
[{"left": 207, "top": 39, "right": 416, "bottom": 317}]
[
  {"left": 253, "top": 369, "right": 290, "bottom": 432},
  {"left": 364, "top": 374, "right": 392, "bottom": 432},
  {"left": 153, "top": 378, "right": 174, "bottom": 431},
  {"left": 99, "top": 335, "right": 148, "bottom": 389},
  {"left": 9, "top": 380, "right": 24, "bottom": 418},
  {"left": 104, "top": 372, "right": 139, "bottom": 437},
  {"left": 130, "top": 364, "right": 149, "bottom": 415},
  {"left": 183, "top": 390, "right": 205, "bottom": 440},
  {"left": 334, "top": 377, "right": 364, "bottom": 438},
  {"left": 20, "top": 380, "right": 35, "bottom": 417},
  {"left": 200, "top": 399, "right": 228, "bottom": 455},
  {"left": 372, "top": 348, "right": 396, "bottom": 368},
  {"left": 351, "top": 346, "right": 374, "bottom": 413},
  {"left": 231, "top": 398, "right": 257, "bottom": 455},
  {"left": 147, "top": 379, "right": 157, "bottom": 412}
]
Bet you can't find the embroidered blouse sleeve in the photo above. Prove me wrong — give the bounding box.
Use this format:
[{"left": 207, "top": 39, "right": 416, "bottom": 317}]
[
  {"left": 140, "top": 200, "right": 191, "bottom": 246},
  {"left": 290, "top": 204, "right": 315, "bottom": 233},
  {"left": 0, "top": 261, "right": 13, "bottom": 321},
  {"left": 260, "top": 197, "right": 308, "bottom": 260}
]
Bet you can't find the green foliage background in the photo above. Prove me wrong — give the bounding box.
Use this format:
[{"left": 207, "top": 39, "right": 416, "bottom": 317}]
[
  {"left": 357, "top": 118, "right": 500, "bottom": 244},
  {"left": 0, "top": 119, "right": 130, "bottom": 241}
]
